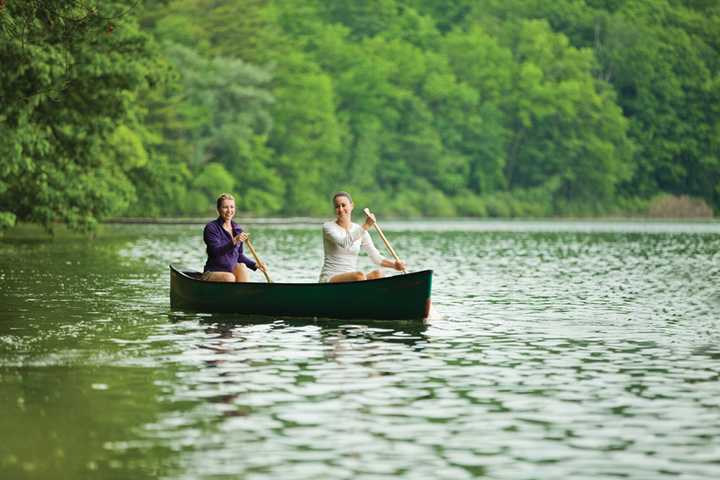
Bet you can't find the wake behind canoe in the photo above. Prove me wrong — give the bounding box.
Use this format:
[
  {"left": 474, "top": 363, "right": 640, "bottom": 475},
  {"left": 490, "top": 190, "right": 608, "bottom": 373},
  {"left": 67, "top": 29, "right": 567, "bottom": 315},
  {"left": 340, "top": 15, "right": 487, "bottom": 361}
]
[{"left": 170, "top": 265, "right": 432, "bottom": 320}]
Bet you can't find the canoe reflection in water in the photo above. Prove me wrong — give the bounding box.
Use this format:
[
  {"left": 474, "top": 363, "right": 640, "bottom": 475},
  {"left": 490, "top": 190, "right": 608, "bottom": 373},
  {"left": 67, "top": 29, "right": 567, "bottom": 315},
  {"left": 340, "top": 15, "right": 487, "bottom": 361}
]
[
  {"left": 170, "top": 264, "right": 433, "bottom": 322},
  {"left": 175, "top": 319, "right": 429, "bottom": 417}
]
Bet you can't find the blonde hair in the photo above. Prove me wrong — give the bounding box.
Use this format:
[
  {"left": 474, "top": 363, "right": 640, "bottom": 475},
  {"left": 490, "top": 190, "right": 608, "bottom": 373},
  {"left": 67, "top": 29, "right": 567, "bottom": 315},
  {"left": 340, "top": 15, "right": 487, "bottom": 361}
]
[{"left": 216, "top": 193, "right": 235, "bottom": 210}]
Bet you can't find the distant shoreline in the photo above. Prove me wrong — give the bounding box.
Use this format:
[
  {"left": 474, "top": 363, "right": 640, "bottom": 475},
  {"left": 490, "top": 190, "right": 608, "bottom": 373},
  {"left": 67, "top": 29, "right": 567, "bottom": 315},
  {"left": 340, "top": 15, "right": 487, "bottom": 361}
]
[
  {"left": 105, "top": 216, "right": 718, "bottom": 225},
  {"left": 4, "top": 217, "right": 719, "bottom": 241}
]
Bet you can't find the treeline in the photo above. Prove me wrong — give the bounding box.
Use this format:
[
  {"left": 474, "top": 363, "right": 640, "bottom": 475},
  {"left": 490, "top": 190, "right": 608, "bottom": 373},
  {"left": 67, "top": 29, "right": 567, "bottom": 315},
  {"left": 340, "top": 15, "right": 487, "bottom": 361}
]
[{"left": 1, "top": 1, "right": 718, "bottom": 230}]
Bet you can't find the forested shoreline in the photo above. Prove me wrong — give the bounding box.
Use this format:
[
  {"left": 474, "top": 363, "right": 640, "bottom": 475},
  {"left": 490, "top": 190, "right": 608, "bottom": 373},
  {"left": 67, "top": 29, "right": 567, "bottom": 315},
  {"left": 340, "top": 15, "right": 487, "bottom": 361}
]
[{"left": 1, "top": 1, "right": 718, "bottom": 231}]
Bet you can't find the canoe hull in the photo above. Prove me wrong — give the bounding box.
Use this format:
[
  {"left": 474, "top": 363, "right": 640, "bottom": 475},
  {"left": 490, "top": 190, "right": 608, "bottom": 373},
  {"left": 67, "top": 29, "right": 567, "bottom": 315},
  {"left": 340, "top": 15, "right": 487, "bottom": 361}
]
[{"left": 170, "top": 265, "right": 432, "bottom": 320}]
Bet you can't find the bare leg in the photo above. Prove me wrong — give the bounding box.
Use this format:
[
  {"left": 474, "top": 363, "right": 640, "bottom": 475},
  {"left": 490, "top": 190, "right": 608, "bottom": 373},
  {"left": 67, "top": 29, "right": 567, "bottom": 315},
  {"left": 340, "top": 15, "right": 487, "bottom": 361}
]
[
  {"left": 202, "top": 271, "right": 236, "bottom": 282},
  {"left": 329, "top": 271, "right": 366, "bottom": 283},
  {"left": 366, "top": 269, "right": 384, "bottom": 280},
  {"left": 234, "top": 263, "right": 250, "bottom": 282}
]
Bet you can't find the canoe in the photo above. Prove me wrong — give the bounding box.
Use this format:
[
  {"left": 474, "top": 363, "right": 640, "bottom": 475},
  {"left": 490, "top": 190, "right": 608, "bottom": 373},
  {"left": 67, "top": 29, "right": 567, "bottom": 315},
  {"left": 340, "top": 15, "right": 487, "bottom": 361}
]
[{"left": 170, "top": 264, "right": 432, "bottom": 320}]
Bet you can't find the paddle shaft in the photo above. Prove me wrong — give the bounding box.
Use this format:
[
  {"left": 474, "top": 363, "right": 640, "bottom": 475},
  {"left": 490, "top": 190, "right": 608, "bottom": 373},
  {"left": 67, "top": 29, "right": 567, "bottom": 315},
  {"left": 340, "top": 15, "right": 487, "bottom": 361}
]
[
  {"left": 244, "top": 237, "right": 272, "bottom": 283},
  {"left": 363, "top": 208, "right": 407, "bottom": 274}
]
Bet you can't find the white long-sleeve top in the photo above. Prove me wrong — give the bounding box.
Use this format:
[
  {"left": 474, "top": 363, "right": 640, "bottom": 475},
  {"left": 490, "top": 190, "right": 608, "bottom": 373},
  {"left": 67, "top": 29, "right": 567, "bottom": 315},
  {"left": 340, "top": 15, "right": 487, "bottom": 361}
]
[{"left": 319, "top": 221, "right": 384, "bottom": 282}]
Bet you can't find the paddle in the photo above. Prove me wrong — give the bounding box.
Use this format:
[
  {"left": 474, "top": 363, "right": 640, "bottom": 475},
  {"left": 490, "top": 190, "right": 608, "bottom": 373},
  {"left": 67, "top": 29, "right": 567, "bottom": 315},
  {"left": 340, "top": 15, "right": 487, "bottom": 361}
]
[
  {"left": 363, "top": 208, "right": 407, "bottom": 274},
  {"left": 245, "top": 236, "right": 272, "bottom": 283}
]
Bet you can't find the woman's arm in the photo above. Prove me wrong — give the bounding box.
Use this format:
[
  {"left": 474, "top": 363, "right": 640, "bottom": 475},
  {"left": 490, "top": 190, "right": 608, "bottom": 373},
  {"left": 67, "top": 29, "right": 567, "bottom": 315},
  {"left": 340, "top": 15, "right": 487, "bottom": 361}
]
[
  {"left": 380, "top": 258, "right": 406, "bottom": 270},
  {"left": 362, "top": 231, "right": 406, "bottom": 271},
  {"left": 237, "top": 249, "right": 258, "bottom": 271},
  {"left": 360, "top": 231, "right": 385, "bottom": 266},
  {"left": 231, "top": 228, "right": 258, "bottom": 271}
]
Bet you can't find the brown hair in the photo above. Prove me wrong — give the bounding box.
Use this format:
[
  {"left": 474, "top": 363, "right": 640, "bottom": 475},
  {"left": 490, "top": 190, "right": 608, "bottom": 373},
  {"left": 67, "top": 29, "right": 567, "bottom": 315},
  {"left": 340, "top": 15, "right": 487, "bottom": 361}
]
[
  {"left": 332, "top": 191, "right": 353, "bottom": 205},
  {"left": 216, "top": 193, "right": 235, "bottom": 210}
]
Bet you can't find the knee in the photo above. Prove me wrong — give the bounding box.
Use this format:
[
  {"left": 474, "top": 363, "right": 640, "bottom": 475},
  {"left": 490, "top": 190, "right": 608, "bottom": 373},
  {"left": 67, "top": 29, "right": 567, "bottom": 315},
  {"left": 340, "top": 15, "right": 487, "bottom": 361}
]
[
  {"left": 234, "top": 264, "right": 250, "bottom": 282},
  {"left": 367, "top": 270, "right": 384, "bottom": 280},
  {"left": 220, "top": 272, "right": 236, "bottom": 282},
  {"left": 353, "top": 272, "right": 366, "bottom": 281}
]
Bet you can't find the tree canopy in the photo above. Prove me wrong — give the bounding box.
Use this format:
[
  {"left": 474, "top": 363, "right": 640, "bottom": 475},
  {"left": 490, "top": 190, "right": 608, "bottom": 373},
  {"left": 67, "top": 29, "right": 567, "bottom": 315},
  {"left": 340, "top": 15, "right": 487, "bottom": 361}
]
[{"left": 2, "top": 0, "right": 718, "bottom": 230}]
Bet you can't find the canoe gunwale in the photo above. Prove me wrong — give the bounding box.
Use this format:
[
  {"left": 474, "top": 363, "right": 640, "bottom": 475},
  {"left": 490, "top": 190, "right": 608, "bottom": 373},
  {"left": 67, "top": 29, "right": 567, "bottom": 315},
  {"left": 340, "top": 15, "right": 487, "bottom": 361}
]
[{"left": 170, "top": 264, "right": 432, "bottom": 286}]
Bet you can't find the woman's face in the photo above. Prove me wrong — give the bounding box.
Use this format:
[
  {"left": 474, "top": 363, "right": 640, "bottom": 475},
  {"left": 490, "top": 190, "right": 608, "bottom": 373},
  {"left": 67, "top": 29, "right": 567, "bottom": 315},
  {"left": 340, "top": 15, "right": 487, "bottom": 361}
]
[
  {"left": 334, "top": 195, "right": 353, "bottom": 220},
  {"left": 218, "top": 199, "right": 236, "bottom": 222}
]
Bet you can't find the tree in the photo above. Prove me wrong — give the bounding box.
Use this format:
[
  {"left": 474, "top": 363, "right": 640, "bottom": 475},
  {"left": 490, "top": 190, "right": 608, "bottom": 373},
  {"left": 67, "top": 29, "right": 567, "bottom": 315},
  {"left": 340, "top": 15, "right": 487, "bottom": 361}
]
[
  {"left": 502, "top": 20, "right": 633, "bottom": 209},
  {"left": 0, "top": 1, "right": 159, "bottom": 231}
]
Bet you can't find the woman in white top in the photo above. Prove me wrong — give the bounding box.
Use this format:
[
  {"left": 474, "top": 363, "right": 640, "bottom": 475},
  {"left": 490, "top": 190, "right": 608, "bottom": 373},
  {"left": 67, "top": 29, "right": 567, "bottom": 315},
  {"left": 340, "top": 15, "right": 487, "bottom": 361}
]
[{"left": 319, "top": 192, "right": 406, "bottom": 283}]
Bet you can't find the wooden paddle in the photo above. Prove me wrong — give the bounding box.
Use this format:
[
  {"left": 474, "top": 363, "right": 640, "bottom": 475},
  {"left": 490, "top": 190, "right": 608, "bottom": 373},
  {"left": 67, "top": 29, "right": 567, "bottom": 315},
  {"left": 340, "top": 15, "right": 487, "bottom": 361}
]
[
  {"left": 363, "top": 208, "right": 407, "bottom": 274},
  {"left": 245, "top": 237, "right": 272, "bottom": 283}
]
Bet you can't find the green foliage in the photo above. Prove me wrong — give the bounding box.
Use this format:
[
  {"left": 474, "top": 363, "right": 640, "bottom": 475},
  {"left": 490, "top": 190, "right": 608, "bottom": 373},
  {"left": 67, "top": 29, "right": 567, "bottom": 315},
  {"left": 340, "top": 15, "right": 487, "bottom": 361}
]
[
  {"left": 0, "top": 1, "right": 159, "bottom": 231},
  {"left": 0, "top": 211, "right": 16, "bottom": 230},
  {"left": 130, "top": 36, "right": 277, "bottom": 217},
  {"left": 193, "top": 163, "right": 234, "bottom": 200},
  {"left": 267, "top": 51, "right": 343, "bottom": 216},
  {"left": 500, "top": 20, "right": 634, "bottom": 209},
  {"left": 2, "top": 0, "right": 717, "bottom": 227},
  {"left": 478, "top": 187, "right": 555, "bottom": 218},
  {"left": 452, "top": 192, "right": 488, "bottom": 217}
]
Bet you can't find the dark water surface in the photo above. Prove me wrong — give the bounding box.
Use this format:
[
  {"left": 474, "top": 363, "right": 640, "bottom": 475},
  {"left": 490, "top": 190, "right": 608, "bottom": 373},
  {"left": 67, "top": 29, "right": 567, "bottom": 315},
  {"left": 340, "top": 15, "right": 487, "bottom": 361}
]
[{"left": 1, "top": 221, "right": 719, "bottom": 479}]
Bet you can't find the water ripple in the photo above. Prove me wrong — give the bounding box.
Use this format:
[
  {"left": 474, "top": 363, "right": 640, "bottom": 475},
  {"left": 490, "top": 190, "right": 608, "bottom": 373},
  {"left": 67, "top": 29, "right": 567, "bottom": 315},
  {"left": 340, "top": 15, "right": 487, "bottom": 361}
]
[{"left": 1, "top": 223, "right": 719, "bottom": 479}]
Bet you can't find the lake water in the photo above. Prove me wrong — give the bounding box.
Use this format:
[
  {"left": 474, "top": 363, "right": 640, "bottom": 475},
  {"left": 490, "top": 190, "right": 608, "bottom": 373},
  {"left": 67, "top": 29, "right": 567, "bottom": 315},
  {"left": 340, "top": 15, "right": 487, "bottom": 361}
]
[{"left": 1, "top": 220, "right": 719, "bottom": 479}]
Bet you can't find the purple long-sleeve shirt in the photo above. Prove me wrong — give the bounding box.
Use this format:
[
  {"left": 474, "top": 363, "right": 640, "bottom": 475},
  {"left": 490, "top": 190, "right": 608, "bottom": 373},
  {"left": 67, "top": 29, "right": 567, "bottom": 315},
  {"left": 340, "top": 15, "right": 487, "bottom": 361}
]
[{"left": 203, "top": 218, "right": 257, "bottom": 273}]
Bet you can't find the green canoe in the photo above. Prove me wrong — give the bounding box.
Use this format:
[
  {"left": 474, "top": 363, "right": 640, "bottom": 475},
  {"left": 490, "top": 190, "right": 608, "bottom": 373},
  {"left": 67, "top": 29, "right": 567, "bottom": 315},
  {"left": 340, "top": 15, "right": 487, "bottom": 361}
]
[{"left": 170, "top": 264, "right": 433, "bottom": 320}]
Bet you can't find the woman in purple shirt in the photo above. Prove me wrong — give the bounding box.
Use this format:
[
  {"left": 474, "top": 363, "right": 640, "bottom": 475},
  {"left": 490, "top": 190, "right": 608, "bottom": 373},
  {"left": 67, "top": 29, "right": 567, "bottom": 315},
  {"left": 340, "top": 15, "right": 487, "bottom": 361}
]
[{"left": 201, "top": 193, "right": 267, "bottom": 282}]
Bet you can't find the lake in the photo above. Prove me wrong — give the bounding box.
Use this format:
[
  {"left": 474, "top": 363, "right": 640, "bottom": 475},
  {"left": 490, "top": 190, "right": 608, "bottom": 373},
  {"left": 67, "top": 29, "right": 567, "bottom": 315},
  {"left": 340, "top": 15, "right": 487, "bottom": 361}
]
[{"left": 1, "top": 220, "right": 719, "bottom": 479}]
